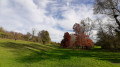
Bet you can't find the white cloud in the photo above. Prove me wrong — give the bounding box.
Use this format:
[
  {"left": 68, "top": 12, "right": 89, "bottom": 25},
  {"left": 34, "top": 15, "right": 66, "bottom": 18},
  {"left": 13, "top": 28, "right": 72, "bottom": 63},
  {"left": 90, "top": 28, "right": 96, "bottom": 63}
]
[
  {"left": 56, "top": 4, "right": 94, "bottom": 30},
  {"left": 0, "top": 0, "right": 95, "bottom": 42}
]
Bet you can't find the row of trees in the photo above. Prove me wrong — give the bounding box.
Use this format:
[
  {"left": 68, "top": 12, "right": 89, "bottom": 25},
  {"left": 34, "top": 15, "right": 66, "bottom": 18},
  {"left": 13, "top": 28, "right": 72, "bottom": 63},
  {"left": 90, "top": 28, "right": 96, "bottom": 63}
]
[
  {"left": 0, "top": 27, "right": 51, "bottom": 44},
  {"left": 95, "top": 21, "right": 120, "bottom": 49},
  {"left": 94, "top": 0, "right": 120, "bottom": 50},
  {"left": 61, "top": 22, "right": 94, "bottom": 49},
  {"left": 61, "top": 0, "right": 120, "bottom": 50}
]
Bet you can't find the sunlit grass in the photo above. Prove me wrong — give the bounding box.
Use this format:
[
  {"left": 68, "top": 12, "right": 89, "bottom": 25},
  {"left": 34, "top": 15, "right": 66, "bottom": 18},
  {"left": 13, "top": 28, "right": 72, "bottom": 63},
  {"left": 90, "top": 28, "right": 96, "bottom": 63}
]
[{"left": 0, "top": 39, "right": 120, "bottom": 67}]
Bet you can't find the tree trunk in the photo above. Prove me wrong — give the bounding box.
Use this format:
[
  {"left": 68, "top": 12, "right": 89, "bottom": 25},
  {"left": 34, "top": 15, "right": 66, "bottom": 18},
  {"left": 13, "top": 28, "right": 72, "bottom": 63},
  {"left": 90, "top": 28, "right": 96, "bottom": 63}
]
[{"left": 114, "top": 16, "right": 120, "bottom": 29}]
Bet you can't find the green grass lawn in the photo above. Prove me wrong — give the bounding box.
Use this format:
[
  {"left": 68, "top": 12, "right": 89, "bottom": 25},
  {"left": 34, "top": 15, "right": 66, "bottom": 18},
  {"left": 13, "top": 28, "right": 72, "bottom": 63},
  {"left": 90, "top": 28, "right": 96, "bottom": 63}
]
[{"left": 0, "top": 39, "right": 120, "bottom": 67}]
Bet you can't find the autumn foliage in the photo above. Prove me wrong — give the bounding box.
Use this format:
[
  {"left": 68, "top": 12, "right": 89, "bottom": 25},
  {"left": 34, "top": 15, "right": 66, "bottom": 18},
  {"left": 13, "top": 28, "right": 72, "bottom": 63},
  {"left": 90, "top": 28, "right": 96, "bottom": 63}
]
[
  {"left": 74, "top": 33, "right": 93, "bottom": 49},
  {"left": 74, "top": 23, "right": 93, "bottom": 49},
  {"left": 61, "top": 32, "right": 71, "bottom": 48},
  {"left": 61, "top": 23, "right": 93, "bottom": 49}
]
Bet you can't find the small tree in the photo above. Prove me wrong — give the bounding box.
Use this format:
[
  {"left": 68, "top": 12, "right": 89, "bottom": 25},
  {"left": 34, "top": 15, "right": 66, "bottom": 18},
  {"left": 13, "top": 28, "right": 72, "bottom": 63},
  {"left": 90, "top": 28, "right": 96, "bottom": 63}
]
[
  {"left": 61, "top": 32, "right": 71, "bottom": 48},
  {"left": 31, "top": 28, "right": 36, "bottom": 42},
  {"left": 40, "top": 30, "right": 51, "bottom": 44},
  {"left": 73, "top": 23, "right": 94, "bottom": 49}
]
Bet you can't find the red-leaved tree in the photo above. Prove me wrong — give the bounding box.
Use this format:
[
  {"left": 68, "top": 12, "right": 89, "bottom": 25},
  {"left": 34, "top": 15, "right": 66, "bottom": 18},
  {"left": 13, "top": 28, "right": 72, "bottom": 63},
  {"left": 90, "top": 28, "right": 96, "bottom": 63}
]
[
  {"left": 74, "top": 35, "right": 82, "bottom": 48},
  {"left": 73, "top": 23, "right": 93, "bottom": 49},
  {"left": 73, "top": 23, "right": 83, "bottom": 35},
  {"left": 61, "top": 32, "right": 71, "bottom": 48},
  {"left": 84, "top": 38, "right": 93, "bottom": 48}
]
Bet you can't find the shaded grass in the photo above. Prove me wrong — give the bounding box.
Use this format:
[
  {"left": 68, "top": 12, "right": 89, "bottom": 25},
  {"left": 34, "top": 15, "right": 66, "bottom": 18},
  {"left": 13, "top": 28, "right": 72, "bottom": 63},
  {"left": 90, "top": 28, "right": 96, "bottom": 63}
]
[{"left": 0, "top": 39, "right": 120, "bottom": 67}]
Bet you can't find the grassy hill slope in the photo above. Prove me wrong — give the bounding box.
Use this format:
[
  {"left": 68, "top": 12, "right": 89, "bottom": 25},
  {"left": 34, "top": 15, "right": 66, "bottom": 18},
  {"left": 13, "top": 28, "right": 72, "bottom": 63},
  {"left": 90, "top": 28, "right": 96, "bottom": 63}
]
[{"left": 0, "top": 39, "right": 120, "bottom": 67}]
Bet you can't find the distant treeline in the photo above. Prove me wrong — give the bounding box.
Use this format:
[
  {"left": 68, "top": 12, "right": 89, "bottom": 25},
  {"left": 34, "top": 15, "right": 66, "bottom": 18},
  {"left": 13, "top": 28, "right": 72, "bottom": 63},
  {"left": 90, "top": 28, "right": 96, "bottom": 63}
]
[{"left": 0, "top": 27, "right": 52, "bottom": 44}]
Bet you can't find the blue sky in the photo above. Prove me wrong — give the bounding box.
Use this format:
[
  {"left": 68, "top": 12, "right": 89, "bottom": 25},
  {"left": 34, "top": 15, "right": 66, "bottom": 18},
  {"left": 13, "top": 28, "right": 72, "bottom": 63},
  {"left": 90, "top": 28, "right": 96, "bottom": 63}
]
[{"left": 0, "top": 0, "right": 95, "bottom": 42}]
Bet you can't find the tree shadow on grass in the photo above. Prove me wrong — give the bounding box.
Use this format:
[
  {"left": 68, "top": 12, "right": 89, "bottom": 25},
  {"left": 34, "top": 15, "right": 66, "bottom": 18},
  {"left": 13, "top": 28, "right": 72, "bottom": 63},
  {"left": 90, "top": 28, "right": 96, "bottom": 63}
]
[
  {"left": 100, "top": 58, "right": 120, "bottom": 63},
  {"left": 0, "top": 41, "right": 56, "bottom": 51},
  {"left": 0, "top": 41, "right": 120, "bottom": 64},
  {"left": 18, "top": 49, "right": 120, "bottom": 63},
  {"left": 17, "top": 50, "right": 71, "bottom": 63},
  {"left": 0, "top": 41, "right": 71, "bottom": 62}
]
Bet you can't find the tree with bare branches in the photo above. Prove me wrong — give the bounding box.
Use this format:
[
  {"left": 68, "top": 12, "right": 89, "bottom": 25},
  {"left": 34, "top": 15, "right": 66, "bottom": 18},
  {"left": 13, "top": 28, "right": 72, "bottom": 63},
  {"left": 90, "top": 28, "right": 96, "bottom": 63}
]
[{"left": 94, "top": 0, "right": 120, "bottom": 32}]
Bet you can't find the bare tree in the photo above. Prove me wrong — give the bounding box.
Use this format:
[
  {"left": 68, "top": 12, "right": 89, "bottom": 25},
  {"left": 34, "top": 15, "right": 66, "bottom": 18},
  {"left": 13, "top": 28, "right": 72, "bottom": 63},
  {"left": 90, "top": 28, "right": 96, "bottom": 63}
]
[
  {"left": 32, "top": 28, "right": 36, "bottom": 37},
  {"left": 94, "top": 0, "right": 120, "bottom": 31},
  {"left": 31, "top": 28, "right": 36, "bottom": 42},
  {"left": 80, "top": 18, "right": 95, "bottom": 38}
]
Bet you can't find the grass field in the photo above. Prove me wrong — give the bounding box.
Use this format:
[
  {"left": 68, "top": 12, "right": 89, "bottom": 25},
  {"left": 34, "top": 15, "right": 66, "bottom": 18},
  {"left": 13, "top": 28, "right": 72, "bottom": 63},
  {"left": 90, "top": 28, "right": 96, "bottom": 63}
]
[{"left": 0, "top": 39, "right": 120, "bottom": 67}]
